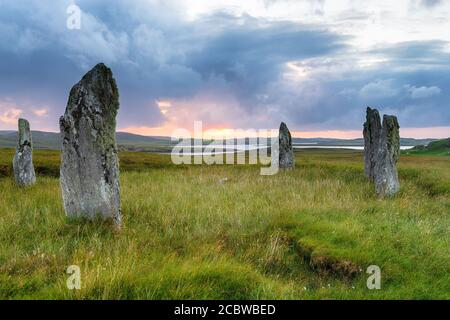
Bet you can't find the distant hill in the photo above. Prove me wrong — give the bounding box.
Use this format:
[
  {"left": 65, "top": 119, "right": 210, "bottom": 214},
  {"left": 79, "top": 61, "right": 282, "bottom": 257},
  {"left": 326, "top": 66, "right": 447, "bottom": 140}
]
[
  {"left": 0, "top": 130, "right": 437, "bottom": 152},
  {"left": 0, "top": 131, "right": 173, "bottom": 152},
  {"left": 405, "top": 138, "right": 450, "bottom": 156},
  {"left": 0, "top": 131, "right": 61, "bottom": 149}
]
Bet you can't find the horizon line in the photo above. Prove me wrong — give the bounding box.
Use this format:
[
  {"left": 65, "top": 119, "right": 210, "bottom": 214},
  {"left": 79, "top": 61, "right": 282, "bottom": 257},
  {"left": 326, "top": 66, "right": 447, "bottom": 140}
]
[{"left": 0, "top": 129, "right": 447, "bottom": 141}]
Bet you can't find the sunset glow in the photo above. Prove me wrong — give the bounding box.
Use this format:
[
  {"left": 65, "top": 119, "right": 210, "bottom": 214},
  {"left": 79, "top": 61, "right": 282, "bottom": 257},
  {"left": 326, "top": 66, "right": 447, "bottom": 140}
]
[{"left": 120, "top": 126, "right": 450, "bottom": 139}]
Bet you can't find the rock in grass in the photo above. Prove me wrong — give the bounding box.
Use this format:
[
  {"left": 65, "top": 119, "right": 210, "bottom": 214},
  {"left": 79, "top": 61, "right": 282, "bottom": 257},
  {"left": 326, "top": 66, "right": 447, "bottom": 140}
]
[
  {"left": 363, "top": 107, "right": 381, "bottom": 181},
  {"left": 279, "top": 122, "right": 294, "bottom": 169},
  {"left": 12, "top": 118, "right": 36, "bottom": 186},
  {"left": 60, "top": 63, "right": 121, "bottom": 226},
  {"left": 374, "top": 115, "right": 400, "bottom": 197}
]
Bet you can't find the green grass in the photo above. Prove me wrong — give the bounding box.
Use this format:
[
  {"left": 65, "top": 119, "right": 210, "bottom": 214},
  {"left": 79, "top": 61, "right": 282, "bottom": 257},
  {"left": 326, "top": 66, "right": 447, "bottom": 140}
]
[{"left": 0, "top": 148, "right": 449, "bottom": 299}]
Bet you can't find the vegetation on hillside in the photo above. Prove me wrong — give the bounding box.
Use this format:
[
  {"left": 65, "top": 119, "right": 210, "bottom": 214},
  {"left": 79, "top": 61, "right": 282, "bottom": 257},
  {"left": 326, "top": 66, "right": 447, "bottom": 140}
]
[{"left": 405, "top": 138, "right": 450, "bottom": 156}]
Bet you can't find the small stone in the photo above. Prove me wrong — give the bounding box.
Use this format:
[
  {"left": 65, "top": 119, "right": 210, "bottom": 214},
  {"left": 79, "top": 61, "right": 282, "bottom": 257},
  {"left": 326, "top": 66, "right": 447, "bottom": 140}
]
[
  {"left": 60, "top": 63, "right": 121, "bottom": 226},
  {"left": 278, "top": 122, "right": 294, "bottom": 169},
  {"left": 12, "top": 118, "right": 36, "bottom": 186}
]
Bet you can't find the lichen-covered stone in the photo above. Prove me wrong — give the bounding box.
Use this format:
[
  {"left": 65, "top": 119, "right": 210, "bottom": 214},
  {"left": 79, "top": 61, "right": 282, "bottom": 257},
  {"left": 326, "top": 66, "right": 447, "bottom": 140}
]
[
  {"left": 13, "top": 118, "right": 36, "bottom": 186},
  {"left": 60, "top": 63, "right": 121, "bottom": 225},
  {"left": 279, "top": 122, "right": 294, "bottom": 169},
  {"left": 374, "top": 115, "right": 400, "bottom": 197},
  {"left": 363, "top": 107, "right": 381, "bottom": 181}
]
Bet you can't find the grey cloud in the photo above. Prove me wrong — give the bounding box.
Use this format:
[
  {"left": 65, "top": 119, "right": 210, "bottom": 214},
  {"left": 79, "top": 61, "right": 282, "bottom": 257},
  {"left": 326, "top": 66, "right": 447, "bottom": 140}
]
[
  {"left": 418, "top": 0, "right": 443, "bottom": 8},
  {"left": 359, "top": 80, "right": 399, "bottom": 99},
  {"left": 258, "top": 40, "right": 450, "bottom": 131},
  {"left": 0, "top": 1, "right": 449, "bottom": 133},
  {"left": 369, "top": 40, "right": 450, "bottom": 67},
  {"left": 0, "top": 1, "right": 347, "bottom": 130},
  {"left": 405, "top": 85, "right": 442, "bottom": 99}
]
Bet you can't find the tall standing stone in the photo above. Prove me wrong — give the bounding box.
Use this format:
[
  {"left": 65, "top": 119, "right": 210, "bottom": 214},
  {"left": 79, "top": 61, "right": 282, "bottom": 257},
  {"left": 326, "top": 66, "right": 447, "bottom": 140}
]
[
  {"left": 363, "top": 107, "right": 381, "bottom": 181},
  {"left": 279, "top": 122, "right": 294, "bottom": 169},
  {"left": 13, "top": 118, "right": 36, "bottom": 186},
  {"left": 60, "top": 63, "right": 121, "bottom": 226},
  {"left": 363, "top": 107, "right": 401, "bottom": 197},
  {"left": 374, "top": 115, "right": 400, "bottom": 197}
]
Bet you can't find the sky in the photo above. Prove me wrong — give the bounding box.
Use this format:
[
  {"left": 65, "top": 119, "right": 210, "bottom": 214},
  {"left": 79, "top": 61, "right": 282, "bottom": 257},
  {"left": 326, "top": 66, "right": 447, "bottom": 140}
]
[{"left": 0, "top": 0, "right": 449, "bottom": 139}]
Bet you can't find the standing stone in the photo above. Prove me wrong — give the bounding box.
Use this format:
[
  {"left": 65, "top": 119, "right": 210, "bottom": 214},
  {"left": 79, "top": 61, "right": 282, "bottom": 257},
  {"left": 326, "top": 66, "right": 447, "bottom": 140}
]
[
  {"left": 363, "top": 107, "right": 381, "bottom": 181},
  {"left": 374, "top": 115, "right": 400, "bottom": 197},
  {"left": 279, "top": 122, "right": 294, "bottom": 169},
  {"left": 12, "top": 118, "right": 36, "bottom": 186},
  {"left": 60, "top": 63, "right": 121, "bottom": 226}
]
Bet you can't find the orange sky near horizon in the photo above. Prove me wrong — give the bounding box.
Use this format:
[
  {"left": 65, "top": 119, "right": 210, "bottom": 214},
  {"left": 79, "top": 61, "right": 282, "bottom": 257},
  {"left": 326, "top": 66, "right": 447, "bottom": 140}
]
[
  {"left": 1, "top": 122, "right": 448, "bottom": 140},
  {"left": 119, "top": 125, "right": 450, "bottom": 140}
]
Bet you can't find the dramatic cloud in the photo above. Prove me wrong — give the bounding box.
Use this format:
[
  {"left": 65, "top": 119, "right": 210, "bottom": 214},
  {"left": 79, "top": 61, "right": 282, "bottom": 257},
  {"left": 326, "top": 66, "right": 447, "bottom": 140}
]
[
  {"left": 0, "top": 0, "right": 449, "bottom": 138},
  {"left": 405, "top": 85, "right": 441, "bottom": 99}
]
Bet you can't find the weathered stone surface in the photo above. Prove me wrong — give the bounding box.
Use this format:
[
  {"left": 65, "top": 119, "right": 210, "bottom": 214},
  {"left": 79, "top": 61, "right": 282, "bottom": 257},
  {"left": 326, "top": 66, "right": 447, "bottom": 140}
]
[
  {"left": 279, "top": 122, "right": 294, "bottom": 169},
  {"left": 60, "top": 63, "right": 121, "bottom": 225},
  {"left": 13, "top": 118, "right": 36, "bottom": 186},
  {"left": 363, "top": 107, "right": 401, "bottom": 197},
  {"left": 363, "top": 107, "right": 381, "bottom": 181},
  {"left": 374, "top": 115, "right": 400, "bottom": 197}
]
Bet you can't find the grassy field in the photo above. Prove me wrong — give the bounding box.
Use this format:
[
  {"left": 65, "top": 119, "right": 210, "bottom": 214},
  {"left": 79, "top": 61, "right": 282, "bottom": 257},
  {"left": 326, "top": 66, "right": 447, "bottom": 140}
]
[{"left": 0, "top": 148, "right": 449, "bottom": 299}]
